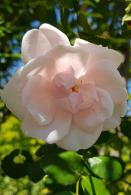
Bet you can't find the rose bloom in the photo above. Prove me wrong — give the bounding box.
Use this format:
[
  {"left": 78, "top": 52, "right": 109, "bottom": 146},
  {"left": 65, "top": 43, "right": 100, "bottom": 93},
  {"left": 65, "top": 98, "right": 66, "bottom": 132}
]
[{"left": 1, "top": 24, "right": 127, "bottom": 151}]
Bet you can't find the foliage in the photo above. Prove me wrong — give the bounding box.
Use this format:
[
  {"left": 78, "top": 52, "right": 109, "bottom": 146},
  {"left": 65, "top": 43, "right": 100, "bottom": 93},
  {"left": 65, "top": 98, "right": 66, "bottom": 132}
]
[
  {"left": 0, "top": 0, "right": 131, "bottom": 194},
  {"left": 122, "top": 0, "right": 131, "bottom": 25}
]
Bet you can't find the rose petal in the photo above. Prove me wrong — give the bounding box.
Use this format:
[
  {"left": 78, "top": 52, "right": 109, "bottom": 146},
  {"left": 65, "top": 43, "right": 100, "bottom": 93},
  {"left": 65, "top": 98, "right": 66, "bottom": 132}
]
[
  {"left": 21, "top": 45, "right": 88, "bottom": 80},
  {"left": 106, "top": 87, "right": 127, "bottom": 104},
  {"left": 40, "top": 23, "right": 70, "bottom": 48},
  {"left": 51, "top": 66, "right": 76, "bottom": 98},
  {"left": 42, "top": 46, "right": 89, "bottom": 79},
  {"left": 22, "top": 24, "right": 70, "bottom": 64},
  {"left": 22, "top": 109, "right": 72, "bottom": 143},
  {"left": 57, "top": 124, "right": 103, "bottom": 151},
  {"left": 117, "top": 101, "right": 127, "bottom": 117},
  {"left": 1, "top": 67, "right": 26, "bottom": 119},
  {"left": 22, "top": 29, "right": 52, "bottom": 63},
  {"left": 1, "top": 56, "right": 51, "bottom": 121},
  {"left": 94, "top": 88, "right": 114, "bottom": 121},
  {"left": 58, "top": 92, "right": 83, "bottom": 113},
  {"left": 73, "top": 109, "right": 103, "bottom": 133},
  {"left": 22, "top": 75, "right": 56, "bottom": 125},
  {"left": 81, "top": 59, "right": 126, "bottom": 104},
  {"left": 27, "top": 99, "right": 56, "bottom": 126},
  {"left": 103, "top": 101, "right": 127, "bottom": 130},
  {"left": 78, "top": 82, "right": 98, "bottom": 109},
  {"left": 74, "top": 88, "right": 113, "bottom": 132},
  {"left": 68, "top": 93, "right": 83, "bottom": 113},
  {"left": 74, "top": 38, "right": 124, "bottom": 68}
]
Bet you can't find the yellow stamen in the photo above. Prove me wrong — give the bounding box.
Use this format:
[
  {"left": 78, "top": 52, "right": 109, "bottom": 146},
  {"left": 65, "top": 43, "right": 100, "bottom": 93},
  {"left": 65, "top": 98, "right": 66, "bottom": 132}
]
[{"left": 71, "top": 85, "right": 79, "bottom": 92}]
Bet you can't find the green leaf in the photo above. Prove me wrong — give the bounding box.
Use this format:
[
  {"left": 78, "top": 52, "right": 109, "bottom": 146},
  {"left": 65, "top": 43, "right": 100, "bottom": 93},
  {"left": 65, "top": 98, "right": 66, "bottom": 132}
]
[
  {"left": 27, "top": 162, "right": 45, "bottom": 183},
  {"left": 122, "top": 2, "right": 131, "bottom": 24},
  {"left": 1, "top": 149, "right": 33, "bottom": 179},
  {"left": 40, "top": 151, "right": 84, "bottom": 185},
  {"left": 81, "top": 176, "right": 110, "bottom": 195},
  {"left": 43, "top": 175, "right": 67, "bottom": 192},
  {"left": 88, "top": 156, "right": 123, "bottom": 181}
]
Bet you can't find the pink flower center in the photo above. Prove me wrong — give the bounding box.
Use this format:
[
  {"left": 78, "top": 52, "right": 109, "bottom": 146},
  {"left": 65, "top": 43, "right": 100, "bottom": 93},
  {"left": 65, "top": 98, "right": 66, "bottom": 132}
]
[{"left": 50, "top": 70, "right": 98, "bottom": 113}]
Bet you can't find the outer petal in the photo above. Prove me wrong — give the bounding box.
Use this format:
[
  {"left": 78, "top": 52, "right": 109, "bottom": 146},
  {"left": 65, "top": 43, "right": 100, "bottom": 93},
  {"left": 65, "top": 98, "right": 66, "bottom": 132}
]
[
  {"left": 22, "top": 29, "right": 52, "bottom": 63},
  {"left": 117, "top": 101, "right": 127, "bottom": 117},
  {"left": 22, "top": 75, "right": 56, "bottom": 126},
  {"left": 22, "top": 109, "right": 72, "bottom": 144},
  {"left": 74, "top": 38, "right": 124, "bottom": 68},
  {"left": 40, "top": 23, "right": 70, "bottom": 47},
  {"left": 103, "top": 101, "right": 127, "bottom": 130},
  {"left": 106, "top": 87, "right": 127, "bottom": 104},
  {"left": 57, "top": 124, "right": 103, "bottom": 151},
  {"left": 81, "top": 59, "right": 127, "bottom": 104},
  {"left": 22, "top": 24, "right": 70, "bottom": 64},
  {"left": 1, "top": 53, "right": 51, "bottom": 120},
  {"left": 1, "top": 67, "right": 26, "bottom": 119},
  {"left": 27, "top": 103, "right": 55, "bottom": 126},
  {"left": 1, "top": 52, "right": 53, "bottom": 120}
]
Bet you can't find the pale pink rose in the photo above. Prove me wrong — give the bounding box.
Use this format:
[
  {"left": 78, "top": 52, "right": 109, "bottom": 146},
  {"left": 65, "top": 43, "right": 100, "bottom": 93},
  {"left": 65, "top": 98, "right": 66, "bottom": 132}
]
[{"left": 1, "top": 24, "right": 127, "bottom": 151}]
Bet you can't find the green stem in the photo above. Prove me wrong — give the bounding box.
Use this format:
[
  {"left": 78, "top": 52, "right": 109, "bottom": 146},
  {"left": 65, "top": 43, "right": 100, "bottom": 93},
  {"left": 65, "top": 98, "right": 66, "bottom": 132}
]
[
  {"left": 89, "top": 175, "right": 97, "bottom": 195},
  {"left": 61, "top": 6, "right": 67, "bottom": 33},
  {"left": 76, "top": 177, "right": 80, "bottom": 195}
]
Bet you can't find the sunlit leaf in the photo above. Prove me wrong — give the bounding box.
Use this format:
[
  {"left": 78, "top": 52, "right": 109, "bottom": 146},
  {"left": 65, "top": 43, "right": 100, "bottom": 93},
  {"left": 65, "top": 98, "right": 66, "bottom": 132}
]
[
  {"left": 81, "top": 176, "right": 110, "bottom": 195},
  {"left": 88, "top": 156, "right": 123, "bottom": 181},
  {"left": 40, "top": 150, "right": 84, "bottom": 185}
]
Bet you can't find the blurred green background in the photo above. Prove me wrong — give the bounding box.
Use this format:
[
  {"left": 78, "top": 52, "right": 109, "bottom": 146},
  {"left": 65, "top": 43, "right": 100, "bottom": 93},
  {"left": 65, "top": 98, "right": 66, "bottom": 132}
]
[{"left": 0, "top": 0, "right": 131, "bottom": 194}]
